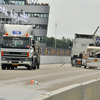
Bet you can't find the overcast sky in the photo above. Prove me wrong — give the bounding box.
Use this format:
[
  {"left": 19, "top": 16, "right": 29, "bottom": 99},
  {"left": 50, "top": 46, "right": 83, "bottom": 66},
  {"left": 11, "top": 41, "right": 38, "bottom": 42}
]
[{"left": 38, "top": 0, "right": 100, "bottom": 39}]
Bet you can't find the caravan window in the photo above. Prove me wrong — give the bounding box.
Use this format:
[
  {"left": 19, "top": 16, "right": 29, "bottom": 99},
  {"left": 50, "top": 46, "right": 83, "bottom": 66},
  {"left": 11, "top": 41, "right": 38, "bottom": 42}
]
[
  {"left": 89, "top": 51, "right": 100, "bottom": 58},
  {"left": 89, "top": 44, "right": 94, "bottom": 46},
  {"left": 75, "top": 34, "right": 94, "bottom": 39}
]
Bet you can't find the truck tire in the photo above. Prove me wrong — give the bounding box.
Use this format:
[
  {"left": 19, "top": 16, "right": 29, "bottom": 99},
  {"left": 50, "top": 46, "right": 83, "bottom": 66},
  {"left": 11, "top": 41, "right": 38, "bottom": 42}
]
[
  {"left": 27, "top": 66, "right": 32, "bottom": 70},
  {"left": 27, "top": 66, "right": 30, "bottom": 70},
  {"left": 30, "top": 65, "right": 33, "bottom": 70},
  {"left": 7, "top": 66, "right": 10, "bottom": 70},
  {"left": 84, "top": 66, "right": 86, "bottom": 69},
  {"left": 27, "top": 61, "right": 33, "bottom": 70},
  {"left": 11, "top": 66, "right": 14, "bottom": 70},
  {"left": 75, "top": 61, "right": 77, "bottom": 67},
  {"left": 33, "top": 59, "right": 37, "bottom": 69},
  {"left": 37, "top": 63, "right": 40, "bottom": 69},
  {"left": 71, "top": 58, "right": 75, "bottom": 67},
  {"left": 1, "top": 65, "right": 6, "bottom": 70}
]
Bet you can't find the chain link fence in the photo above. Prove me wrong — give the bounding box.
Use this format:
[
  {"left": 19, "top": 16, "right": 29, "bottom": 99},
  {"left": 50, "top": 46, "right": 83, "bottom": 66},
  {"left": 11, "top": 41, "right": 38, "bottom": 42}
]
[{"left": 40, "top": 46, "right": 71, "bottom": 56}]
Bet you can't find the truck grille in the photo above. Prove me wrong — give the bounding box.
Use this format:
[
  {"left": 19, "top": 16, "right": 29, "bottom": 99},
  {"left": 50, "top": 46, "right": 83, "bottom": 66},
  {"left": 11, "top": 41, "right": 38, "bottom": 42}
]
[
  {"left": 9, "top": 52, "right": 21, "bottom": 54},
  {"left": 3, "top": 52, "right": 27, "bottom": 57},
  {"left": 11, "top": 58, "right": 20, "bottom": 60}
]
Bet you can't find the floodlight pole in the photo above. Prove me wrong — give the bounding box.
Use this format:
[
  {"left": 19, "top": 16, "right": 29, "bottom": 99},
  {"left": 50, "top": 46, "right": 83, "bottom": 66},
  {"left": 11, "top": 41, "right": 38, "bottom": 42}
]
[{"left": 55, "top": 22, "right": 57, "bottom": 49}]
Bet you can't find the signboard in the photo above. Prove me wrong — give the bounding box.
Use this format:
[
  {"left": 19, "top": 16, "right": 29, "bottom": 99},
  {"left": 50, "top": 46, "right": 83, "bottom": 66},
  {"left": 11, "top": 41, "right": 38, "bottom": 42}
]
[
  {"left": 12, "top": 31, "right": 21, "bottom": 34},
  {"left": 95, "top": 38, "right": 100, "bottom": 43}
]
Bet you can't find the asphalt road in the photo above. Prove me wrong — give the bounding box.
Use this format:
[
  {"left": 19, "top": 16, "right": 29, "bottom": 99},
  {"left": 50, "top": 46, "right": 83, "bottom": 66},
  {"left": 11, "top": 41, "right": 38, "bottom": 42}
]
[{"left": 1, "top": 63, "right": 100, "bottom": 100}]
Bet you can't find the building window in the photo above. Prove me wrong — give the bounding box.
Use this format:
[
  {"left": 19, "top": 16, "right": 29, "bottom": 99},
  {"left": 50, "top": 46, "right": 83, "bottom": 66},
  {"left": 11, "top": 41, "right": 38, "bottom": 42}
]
[
  {"left": 7, "top": 12, "right": 49, "bottom": 18},
  {"left": 33, "top": 24, "right": 47, "bottom": 29},
  {"left": 5, "top": 0, "right": 26, "bottom": 5},
  {"left": 27, "top": 13, "right": 49, "bottom": 18},
  {"left": 34, "top": 36, "right": 46, "bottom": 43}
]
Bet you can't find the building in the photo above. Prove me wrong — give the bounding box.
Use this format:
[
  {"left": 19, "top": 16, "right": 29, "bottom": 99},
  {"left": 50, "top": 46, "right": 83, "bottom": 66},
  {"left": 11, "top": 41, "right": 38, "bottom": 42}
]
[{"left": 0, "top": 0, "right": 50, "bottom": 46}]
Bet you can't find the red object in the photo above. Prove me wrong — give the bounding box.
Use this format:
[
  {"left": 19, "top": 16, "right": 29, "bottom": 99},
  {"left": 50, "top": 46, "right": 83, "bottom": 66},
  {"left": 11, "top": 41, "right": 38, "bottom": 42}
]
[
  {"left": 31, "top": 80, "right": 34, "bottom": 84},
  {"left": 27, "top": 46, "right": 29, "bottom": 48},
  {"left": 77, "top": 61, "right": 81, "bottom": 64},
  {"left": 27, "top": 52, "right": 29, "bottom": 57},
  {"left": 5, "top": 33, "right": 8, "bottom": 36},
  {"left": 87, "top": 61, "right": 91, "bottom": 63},
  {"left": 26, "top": 34, "right": 28, "bottom": 37},
  {"left": 1, "top": 51, "right": 3, "bottom": 56}
]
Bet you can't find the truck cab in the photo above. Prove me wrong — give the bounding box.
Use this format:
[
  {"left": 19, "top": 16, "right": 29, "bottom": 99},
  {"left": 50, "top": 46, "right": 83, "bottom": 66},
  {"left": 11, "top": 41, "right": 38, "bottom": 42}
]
[
  {"left": 1, "top": 24, "right": 40, "bottom": 70},
  {"left": 71, "top": 33, "right": 95, "bottom": 67}
]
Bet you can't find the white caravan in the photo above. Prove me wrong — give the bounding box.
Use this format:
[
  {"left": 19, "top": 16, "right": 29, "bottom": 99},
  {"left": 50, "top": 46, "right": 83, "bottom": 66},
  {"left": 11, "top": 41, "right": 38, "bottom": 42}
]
[{"left": 85, "top": 46, "right": 100, "bottom": 69}]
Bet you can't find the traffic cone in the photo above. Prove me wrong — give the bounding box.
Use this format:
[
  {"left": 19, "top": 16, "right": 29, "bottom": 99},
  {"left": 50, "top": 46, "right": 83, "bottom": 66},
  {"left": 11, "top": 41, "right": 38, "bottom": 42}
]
[
  {"left": 31, "top": 80, "right": 39, "bottom": 85},
  {"left": 31, "top": 80, "right": 34, "bottom": 84}
]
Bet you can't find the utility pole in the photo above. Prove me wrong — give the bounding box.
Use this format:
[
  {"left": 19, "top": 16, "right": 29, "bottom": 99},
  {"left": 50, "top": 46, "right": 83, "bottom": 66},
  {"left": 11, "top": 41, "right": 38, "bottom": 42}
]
[
  {"left": 55, "top": 22, "right": 57, "bottom": 48},
  {"left": 55, "top": 22, "right": 57, "bottom": 55}
]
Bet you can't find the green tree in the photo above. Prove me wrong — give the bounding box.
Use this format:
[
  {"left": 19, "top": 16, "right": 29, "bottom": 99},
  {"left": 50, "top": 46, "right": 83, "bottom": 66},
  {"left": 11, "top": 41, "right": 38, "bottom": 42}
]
[
  {"left": 46, "top": 37, "right": 55, "bottom": 47},
  {"left": 46, "top": 36, "right": 73, "bottom": 49}
]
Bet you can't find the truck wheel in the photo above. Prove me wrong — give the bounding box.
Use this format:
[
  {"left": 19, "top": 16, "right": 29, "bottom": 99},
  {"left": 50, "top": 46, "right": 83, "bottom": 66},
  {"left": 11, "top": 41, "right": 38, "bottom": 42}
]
[
  {"left": 29, "top": 65, "right": 33, "bottom": 70},
  {"left": 7, "top": 66, "right": 10, "bottom": 70},
  {"left": 37, "top": 63, "right": 40, "bottom": 69},
  {"left": 71, "top": 59, "right": 75, "bottom": 67},
  {"left": 1, "top": 65, "right": 6, "bottom": 70},
  {"left": 11, "top": 66, "right": 14, "bottom": 70},
  {"left": 33, "top": 60, "right": 37, "bottom": 69},
  {"left": 27, "top": 66, "right": 30, "bottom": 70},
  {"left": 27, "top": 62, "right": 33, "bottom": 70},
  {"left": 75, "top": 61, "right": 77, "bottom": 67},
  {"left": 27, "top": 66, "right": 32, "bottom": 70},
  {"left": 84, "top": 66, "right": 86, "bottom": 69}
]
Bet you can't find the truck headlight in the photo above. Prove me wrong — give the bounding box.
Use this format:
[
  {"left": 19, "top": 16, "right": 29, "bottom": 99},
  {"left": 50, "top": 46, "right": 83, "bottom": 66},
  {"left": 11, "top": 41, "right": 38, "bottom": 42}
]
[
  {"left": 3, "top": 52, "right": 9, "bottom": 54},
  {"left": 1, "top": 58, "right": 5, "bottom": 60},
  {"left": 22, "top": 52, "right": 27, "bottom": 55},
  {"left": 25, "top": 59, "right": 29, "bottom": 61}
]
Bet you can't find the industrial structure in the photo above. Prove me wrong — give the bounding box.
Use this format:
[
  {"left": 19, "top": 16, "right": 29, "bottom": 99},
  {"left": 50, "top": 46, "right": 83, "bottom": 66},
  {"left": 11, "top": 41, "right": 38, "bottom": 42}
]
[{"left": 0, "top": 0, "right": 50, "bottom": 47}]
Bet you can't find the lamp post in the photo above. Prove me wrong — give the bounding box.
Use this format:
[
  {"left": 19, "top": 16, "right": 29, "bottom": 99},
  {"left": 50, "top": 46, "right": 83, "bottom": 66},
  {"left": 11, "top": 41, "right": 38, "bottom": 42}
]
[
  {"left": 55, "top": 22, "right": 57, "bottom": 55},
  {"left": 55, "top": 22, "right": 57, "bottom": 48}
]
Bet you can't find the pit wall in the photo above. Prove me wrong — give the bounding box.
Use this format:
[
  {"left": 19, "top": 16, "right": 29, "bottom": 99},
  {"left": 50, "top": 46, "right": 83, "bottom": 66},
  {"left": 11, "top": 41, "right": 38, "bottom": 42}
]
[
  {"left": 40, "top": 56, "right": 71, "bottom": 64},
  {"left": 31, "top": 79, "right": 100, "bottom": 100}
]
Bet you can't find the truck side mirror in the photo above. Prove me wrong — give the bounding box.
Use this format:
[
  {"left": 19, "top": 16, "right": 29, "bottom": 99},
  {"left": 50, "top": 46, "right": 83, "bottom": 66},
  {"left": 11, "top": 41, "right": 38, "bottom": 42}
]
[
  {"left": 69, "top": 43, "right": 72, "bottom": 49},
  {"left": 32, "top": 45, "right": 34, "bottom": 48},
  {"left": 1, "top": 42, "right": 2, "bottom": 47},
  {"left": 32, "top": 40, "right": 35, "bottom": 44},
  {"left": 0, "top": 38, "right": 3, "bottom": 47}
]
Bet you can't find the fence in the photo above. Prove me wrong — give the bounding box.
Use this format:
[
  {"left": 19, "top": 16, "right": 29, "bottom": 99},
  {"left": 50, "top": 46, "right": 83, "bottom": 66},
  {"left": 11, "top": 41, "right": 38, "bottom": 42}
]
[{"left": 40, "top": 46, "right": 71, "bottom": 56}]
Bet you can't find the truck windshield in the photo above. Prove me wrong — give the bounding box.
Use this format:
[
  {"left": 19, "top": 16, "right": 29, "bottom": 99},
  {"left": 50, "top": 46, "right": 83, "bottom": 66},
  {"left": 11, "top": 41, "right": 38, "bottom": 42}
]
[{"left": 2, "top": 37, "right": 30, "bottom": 49}]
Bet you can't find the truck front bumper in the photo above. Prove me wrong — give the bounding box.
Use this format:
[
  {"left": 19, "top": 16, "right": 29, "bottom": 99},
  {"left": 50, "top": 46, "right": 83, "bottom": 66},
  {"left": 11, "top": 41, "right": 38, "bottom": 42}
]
[{"left": 1, "top": 57, "right": 32, "bottom": 67}]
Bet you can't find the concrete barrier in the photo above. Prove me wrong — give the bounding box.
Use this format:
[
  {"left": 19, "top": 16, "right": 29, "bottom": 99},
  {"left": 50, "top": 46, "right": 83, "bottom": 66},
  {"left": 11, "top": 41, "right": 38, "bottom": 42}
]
[
  {"left": 31, "top": 84, "right": 83, "bottom": 100},
  {"left": 83, "top": 79, "right": 100, "bottom": 100},
  {"left": 40, "top": 56, "right": 71, "bottom": 64},
  {"left": 0, "top": 55, "right": 70, "bottom": 65},
  {"left": 31, "top": 79, "right": 100, "bottom": 100}
]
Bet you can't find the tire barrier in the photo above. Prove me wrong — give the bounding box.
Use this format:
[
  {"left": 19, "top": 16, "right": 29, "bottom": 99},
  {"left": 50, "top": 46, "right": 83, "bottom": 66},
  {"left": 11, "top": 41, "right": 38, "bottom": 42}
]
[{"left": 41, "top": 47, "right": 71, "bottom": 56}]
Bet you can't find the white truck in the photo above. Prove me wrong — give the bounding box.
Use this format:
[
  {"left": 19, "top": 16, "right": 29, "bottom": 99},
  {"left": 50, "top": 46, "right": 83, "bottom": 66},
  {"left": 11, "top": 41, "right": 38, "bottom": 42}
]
[
  {"left": 1, "top": 24, "right": 40, "bottom": 70},
  {"left": 70, "top": 33, "right": 96, "bottom": 67}
]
